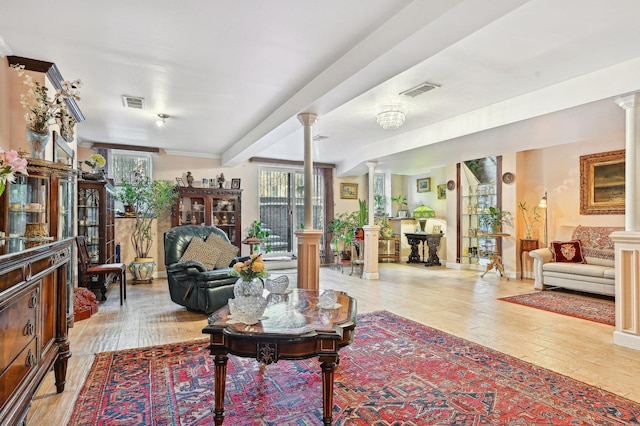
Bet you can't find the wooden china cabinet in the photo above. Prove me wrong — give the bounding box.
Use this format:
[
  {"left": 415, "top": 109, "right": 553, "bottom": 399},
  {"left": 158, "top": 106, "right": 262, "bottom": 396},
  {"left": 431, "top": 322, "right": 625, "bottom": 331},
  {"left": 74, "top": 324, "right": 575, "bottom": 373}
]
[
  {"left": 0, "top": 159, "right": 74, "bottom": 425},
  {"left": 77, "top": 179, "right": 116, "bottom": 300},
  {"left": 172, "top": 186, "right": 242, "bottom": 250}
]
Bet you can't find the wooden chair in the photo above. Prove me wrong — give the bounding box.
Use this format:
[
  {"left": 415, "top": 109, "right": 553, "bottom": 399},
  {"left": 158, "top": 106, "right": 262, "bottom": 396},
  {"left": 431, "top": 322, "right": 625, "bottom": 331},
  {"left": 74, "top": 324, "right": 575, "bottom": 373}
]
[{"left": 76, "top": 236, "right": 127, "bottom": 305}]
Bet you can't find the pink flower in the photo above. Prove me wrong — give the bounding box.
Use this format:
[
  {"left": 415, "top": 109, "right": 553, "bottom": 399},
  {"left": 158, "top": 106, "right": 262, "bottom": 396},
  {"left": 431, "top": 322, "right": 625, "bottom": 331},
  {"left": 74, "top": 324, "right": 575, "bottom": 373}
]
[{"left": 0, "top": 149, "right": 28, "bottom": 187}]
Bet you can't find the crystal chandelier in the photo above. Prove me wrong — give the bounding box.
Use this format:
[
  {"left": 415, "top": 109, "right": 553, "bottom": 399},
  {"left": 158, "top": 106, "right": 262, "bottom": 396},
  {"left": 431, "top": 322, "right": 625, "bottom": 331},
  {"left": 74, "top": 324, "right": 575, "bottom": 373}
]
[{"left": 376, "top": 104, "right": 407, "bottom": 130}]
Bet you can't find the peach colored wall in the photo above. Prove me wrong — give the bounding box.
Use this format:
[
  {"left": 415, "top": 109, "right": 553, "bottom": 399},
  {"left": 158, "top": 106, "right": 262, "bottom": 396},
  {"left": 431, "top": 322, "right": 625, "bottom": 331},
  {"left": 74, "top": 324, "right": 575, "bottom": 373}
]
[{"left": 519, "top": 137, "right": 625, "bottom": 241}]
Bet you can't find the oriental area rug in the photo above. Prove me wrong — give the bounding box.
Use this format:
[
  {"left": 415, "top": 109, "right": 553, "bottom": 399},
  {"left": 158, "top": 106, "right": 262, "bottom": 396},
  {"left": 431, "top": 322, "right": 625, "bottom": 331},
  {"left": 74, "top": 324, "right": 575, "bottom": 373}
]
[
  {"left": 499, "top": 290, "right": 615, "bottom": 326},
  {"left": 68, "top": 311, "right": 637, "bottom": 425}
]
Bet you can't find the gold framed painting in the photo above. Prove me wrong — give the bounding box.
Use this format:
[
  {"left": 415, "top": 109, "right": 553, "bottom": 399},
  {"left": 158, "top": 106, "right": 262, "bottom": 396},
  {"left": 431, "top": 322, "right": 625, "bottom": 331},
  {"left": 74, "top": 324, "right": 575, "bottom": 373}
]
[
  {"left": 580, "top": 149, "right": 625, "bottom": 215},
  {"left": 340, "top": 182, "right": 358, "bottom": 199},
  {"left": 437, "top": 184, "right": 446, "bottom": 199},
  {"left": 416, "top": 177, "right": 431, "bottom": 193}
]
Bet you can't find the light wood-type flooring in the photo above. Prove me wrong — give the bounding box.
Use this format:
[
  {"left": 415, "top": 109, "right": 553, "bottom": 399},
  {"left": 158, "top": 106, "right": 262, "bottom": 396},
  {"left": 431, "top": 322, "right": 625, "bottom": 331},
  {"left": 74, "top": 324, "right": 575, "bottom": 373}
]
[{"left": 26, "top": 263, "right": 640, "bottom": 425}]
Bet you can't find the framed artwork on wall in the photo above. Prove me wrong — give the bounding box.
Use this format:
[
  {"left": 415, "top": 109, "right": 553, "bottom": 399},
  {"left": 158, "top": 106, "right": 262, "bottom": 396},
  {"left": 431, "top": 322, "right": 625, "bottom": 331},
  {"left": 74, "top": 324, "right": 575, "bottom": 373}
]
[
  {"left": 416, "top": 177, "right": 431, "bottom": 193},
  {"left": 437, "top": 184, "right": 446, "bottom": 199},
  {"left": 340, "top": 183, "right": 358, "bottom": 199},
  {"left": 231, "top": 178, "right": 241, "bottom": 189},
  {"left": 580, "top": 149, "right": 625, "bottom": 215}
]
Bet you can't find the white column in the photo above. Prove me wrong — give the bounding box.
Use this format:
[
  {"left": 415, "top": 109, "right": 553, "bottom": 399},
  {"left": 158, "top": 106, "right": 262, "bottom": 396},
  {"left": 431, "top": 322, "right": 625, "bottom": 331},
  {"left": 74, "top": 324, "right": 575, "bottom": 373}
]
[
  {"left": 297, "top": 113, "right": 318, "bottom": 229},
  {"left": 295, "top": 113, "right": 320, "bottom": 290},
  {"left": 363, "top": 161, "right": 380, "bottom": 280},
  {"left": 612, "top": 94, "right": 640, "bottom": 350}
]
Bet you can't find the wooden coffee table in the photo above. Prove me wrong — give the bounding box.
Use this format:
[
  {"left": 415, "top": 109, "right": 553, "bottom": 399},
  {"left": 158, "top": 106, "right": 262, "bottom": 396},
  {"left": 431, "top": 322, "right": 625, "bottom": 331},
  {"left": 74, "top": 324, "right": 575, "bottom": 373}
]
[{"left": 202, "top": 289, "right": 357, "bottom": 425}]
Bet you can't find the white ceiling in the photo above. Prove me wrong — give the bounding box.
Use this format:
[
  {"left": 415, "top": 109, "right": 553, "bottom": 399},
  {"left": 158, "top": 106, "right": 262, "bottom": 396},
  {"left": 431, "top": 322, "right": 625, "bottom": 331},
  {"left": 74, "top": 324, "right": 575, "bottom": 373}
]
[{"left": 2, "top": 0, "right": 640, "bottom": 176}]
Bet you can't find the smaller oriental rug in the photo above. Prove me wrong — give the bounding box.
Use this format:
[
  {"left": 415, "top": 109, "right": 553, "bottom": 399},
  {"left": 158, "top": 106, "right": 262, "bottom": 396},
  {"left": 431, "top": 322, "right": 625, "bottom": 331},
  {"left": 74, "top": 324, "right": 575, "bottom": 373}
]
[
  {"left": 69, "top": 311, "right": 636, "bottom": 425},
  {"left": 499, "top": 290, "right": 615, "bottom": 325}
]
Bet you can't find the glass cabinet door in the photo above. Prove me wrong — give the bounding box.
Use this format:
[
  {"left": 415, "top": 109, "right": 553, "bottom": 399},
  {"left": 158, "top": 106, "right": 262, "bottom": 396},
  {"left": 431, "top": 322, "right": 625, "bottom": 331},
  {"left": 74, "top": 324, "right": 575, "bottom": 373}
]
[
  {"left": 58, "top": 178, "right": 75, "bottom": 239},
  {"left": 211, "top": 196, "right": 238, "bottom": 243},
  {"left": 8, "top": 174, "right": 49, "bottom": 238},
  {"left": 78, "top": 186, "right": 101, "bottom": 263},
  {"left": 178, "top": 195, "right": 206, "bottom": 226}
]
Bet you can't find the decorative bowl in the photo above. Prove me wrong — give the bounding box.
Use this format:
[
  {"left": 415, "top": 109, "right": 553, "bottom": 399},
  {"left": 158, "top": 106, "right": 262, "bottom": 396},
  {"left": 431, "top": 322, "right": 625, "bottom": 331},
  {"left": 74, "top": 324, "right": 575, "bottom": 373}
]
[{"left": 265, "top": 275, "right": 289, "bottom": 294}]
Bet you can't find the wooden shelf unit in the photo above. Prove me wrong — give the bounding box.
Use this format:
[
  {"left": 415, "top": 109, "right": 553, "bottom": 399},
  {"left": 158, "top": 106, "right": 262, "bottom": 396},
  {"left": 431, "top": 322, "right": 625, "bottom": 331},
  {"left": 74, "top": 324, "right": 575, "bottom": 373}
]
[{"left": 173, "top": 186, "right": 242, "bottom": 250}]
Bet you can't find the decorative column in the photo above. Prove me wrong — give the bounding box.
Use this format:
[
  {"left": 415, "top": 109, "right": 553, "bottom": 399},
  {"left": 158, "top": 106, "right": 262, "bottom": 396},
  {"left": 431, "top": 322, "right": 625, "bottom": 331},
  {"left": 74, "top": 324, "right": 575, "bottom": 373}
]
[
  {"left": 363, "top": 161, "right": 380, "bottom": 280},
  {"left": 612, "top": 94, "right": 640, "bottom": 350},
  {"left": 295, "top": 113, "right": 322, "bottom": 290}
]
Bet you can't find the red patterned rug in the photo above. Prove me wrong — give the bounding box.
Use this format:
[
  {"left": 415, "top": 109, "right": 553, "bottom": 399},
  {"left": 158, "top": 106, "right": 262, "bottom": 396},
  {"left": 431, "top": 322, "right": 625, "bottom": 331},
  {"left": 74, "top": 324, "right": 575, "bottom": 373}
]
[
  {"left": 499, "top": 290, "right": 615, "bottom": 326},
  {"left": 68, "top": 311, "right": 637, "bottom": 425}
]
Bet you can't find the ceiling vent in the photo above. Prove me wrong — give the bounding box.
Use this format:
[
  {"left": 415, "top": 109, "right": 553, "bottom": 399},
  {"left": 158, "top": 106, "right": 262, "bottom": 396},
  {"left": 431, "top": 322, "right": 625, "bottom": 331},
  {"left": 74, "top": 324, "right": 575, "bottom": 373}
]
[
  {"left": 122, "top": 95, "right": 145, "bottom": 109},
  {"left": 399, "top": 82, "right": 439, "bottom": 98}
]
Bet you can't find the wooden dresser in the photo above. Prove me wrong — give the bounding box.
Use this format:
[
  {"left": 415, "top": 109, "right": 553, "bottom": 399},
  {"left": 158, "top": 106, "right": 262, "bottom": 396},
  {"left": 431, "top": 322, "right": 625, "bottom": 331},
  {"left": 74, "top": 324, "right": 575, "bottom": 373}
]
[{"left": 0, "top": 239, "right": 72, "bottom": 425}]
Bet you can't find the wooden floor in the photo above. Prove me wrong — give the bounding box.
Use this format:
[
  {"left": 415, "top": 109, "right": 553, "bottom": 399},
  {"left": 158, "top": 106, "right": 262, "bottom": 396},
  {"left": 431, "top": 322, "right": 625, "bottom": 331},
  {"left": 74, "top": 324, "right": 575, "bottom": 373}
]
[{"left": 27, "top": 263, "right": 640, "bottom": 425}]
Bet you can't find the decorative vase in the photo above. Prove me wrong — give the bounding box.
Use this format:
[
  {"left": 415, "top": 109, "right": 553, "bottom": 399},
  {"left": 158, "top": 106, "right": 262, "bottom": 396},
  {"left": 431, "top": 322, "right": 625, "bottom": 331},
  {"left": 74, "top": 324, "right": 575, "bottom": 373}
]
[
  {"left": 231, "top": 277, "right": 267, "bottom": 324},
  {"left": 82, "top": 170, "right": 105, "bottom": 181},
  {"left": 129, "top": 257, "right": 156, "bottom": 283},
  {"left": 524, "top": 225, "right": 533, "bottom": 240},
  {"left": 381, "top": 226, "right": 393, "bottom": 238},
  {"left": 25, "top": 128, "right": 50, "bottom": 160},
  {"left": 233, "top": 277, "right": 264, "bottom": 298},
  {"left": 419, "top": 219, "right": 427, "bottom": 232}
]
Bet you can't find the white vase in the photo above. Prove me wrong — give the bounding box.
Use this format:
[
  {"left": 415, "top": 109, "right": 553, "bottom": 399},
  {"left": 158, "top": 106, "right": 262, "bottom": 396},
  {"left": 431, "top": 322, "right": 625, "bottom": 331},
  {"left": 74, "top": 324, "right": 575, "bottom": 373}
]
[
  {"left": 231, "top": 277, "right": 267, "bottom": 324},
  {"left": 233, "top": 277, "right": 264, "bottom": 298}
]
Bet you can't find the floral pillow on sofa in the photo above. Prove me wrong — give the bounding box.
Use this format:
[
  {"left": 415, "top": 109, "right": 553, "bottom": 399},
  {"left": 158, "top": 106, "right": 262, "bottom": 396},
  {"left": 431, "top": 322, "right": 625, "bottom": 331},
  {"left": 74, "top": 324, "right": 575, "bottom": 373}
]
[{"left": 550, "top": 240, "right": 586, "bottom": 263}]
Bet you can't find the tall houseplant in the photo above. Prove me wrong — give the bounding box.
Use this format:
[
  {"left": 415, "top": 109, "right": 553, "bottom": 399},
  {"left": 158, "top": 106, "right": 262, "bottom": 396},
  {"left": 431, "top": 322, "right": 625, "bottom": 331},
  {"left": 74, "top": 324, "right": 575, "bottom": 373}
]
[{"left": 117, "top": 175, "right": 177, "bottom": 282}]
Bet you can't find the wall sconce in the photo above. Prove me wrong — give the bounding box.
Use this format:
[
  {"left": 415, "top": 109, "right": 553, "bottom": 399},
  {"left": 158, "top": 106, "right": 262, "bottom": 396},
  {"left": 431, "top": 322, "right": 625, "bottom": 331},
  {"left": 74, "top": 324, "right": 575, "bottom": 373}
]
[
  {"left": 376, "top": 104, "right": 407, "bottom": 130},
  {"left": 538, "top": 191, "right": 548, "bottom": 245}
]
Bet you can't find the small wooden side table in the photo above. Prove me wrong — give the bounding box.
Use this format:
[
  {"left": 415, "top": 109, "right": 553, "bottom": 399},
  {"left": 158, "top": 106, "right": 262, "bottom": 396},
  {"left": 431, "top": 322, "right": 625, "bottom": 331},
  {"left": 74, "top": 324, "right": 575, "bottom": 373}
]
[{"left": 520, "top": 238, "right": 539, "bottom": 280}]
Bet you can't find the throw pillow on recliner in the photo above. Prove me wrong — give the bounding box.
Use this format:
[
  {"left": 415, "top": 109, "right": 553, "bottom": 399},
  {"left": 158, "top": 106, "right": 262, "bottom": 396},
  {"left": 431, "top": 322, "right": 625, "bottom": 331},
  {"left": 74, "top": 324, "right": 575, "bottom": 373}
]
[
  {"left": 550, "top": 240, "right": 586, "bottom": 263},
  {"left": 206, "top": 232, "right": 239, "bottom": 269},
  {"left": 179, "top": 237, "right": 222, "bottom": 270}
]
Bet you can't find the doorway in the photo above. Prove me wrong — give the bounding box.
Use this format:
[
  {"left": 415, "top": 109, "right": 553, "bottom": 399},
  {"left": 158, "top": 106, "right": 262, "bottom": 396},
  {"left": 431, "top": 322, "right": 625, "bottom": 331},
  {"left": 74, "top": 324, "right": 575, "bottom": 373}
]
[{"left": 258, "top": 168, "right": 326, "bottom": 254}]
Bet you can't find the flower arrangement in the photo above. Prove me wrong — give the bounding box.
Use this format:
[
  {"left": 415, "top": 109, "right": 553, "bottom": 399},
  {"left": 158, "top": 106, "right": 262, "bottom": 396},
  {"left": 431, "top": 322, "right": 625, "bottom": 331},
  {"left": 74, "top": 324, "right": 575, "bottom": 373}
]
[
  {"left": 0, "top": 149, "right": 29, "bottom": 196},
  {"left": 11, "top": 64, "right": 81, "bottom": 134},
  {"left": 84, "top": 153, "right": 106, "bottom": 170},
  {"left": 232, "top": 254, "right": 267, "bottom": 281}
]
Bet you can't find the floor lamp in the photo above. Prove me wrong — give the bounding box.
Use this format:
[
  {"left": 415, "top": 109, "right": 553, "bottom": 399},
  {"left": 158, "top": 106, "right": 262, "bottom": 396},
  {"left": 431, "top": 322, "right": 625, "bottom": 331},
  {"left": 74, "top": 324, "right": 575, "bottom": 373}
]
[{"left": 538, "top": 191, "right": 548, "bottom": 246}]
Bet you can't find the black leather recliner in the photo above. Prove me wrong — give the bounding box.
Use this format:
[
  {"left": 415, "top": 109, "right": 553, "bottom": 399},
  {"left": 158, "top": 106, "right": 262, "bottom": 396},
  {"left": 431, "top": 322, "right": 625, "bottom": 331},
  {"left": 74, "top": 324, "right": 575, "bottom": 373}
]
[{"left": 164, "top": 225, "right": 246, "bottom": 314}]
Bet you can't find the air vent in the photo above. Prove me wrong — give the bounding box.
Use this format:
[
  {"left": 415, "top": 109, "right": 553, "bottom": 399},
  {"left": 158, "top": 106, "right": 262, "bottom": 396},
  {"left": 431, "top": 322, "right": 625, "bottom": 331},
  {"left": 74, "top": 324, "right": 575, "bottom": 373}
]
[
  {"left": 399, "top": 82, "right": 439, "bottom": 98},
  {"left": 122, "top": 95, "right": 145, "bottom": 109}
]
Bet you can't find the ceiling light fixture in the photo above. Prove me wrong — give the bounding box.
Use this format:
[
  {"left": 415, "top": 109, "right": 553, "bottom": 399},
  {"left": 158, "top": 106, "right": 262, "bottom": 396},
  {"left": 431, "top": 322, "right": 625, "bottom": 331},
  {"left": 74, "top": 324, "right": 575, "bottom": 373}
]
[
  {"left": 156, "top": 113, "right": 170, "bottom": 127},
  {"left": 376, "top": 104, "right": 407, "bottom": 130}
]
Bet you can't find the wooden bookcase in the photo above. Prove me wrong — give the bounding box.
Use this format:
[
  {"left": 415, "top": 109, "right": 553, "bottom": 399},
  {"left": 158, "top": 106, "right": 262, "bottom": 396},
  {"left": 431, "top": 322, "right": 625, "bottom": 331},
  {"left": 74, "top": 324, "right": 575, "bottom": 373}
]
[
  {"left": 77, "top": 179, "right": 116, "bottom": 300},
  {"left": 172, "top": 186, "right": 242, "bottom": 250}
]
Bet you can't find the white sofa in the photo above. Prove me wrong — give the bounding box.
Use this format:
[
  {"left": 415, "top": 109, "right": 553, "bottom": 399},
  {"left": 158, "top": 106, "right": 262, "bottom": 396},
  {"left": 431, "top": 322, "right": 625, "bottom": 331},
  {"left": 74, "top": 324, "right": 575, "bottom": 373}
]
[{"left": 529, "top": 225, "right": 622, "bottom": 296}]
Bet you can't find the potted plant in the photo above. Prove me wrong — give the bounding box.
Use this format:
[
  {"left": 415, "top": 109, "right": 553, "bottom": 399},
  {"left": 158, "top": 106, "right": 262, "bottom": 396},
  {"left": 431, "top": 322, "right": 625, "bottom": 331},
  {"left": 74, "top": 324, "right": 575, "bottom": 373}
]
[
  {"left": 391, "top": 194, "right": 408, "bottom": 218},
  {"left": 479, "top": 206, "right": 512, "bottom": 234},
  {"left": 245, "top": 220, "right": 272, "bottom": 254},
  {"left": 518, "top": 201, "right": 541, "bottom": 240},
  {"left": 117, "top": 175, "right": 177, "bottom": 283},
  {"left": 328, "top": 211, "right": 357, "bottom": 260},
  {"left": 354, "top": 199, "right": 368, "bottom": 239}
]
